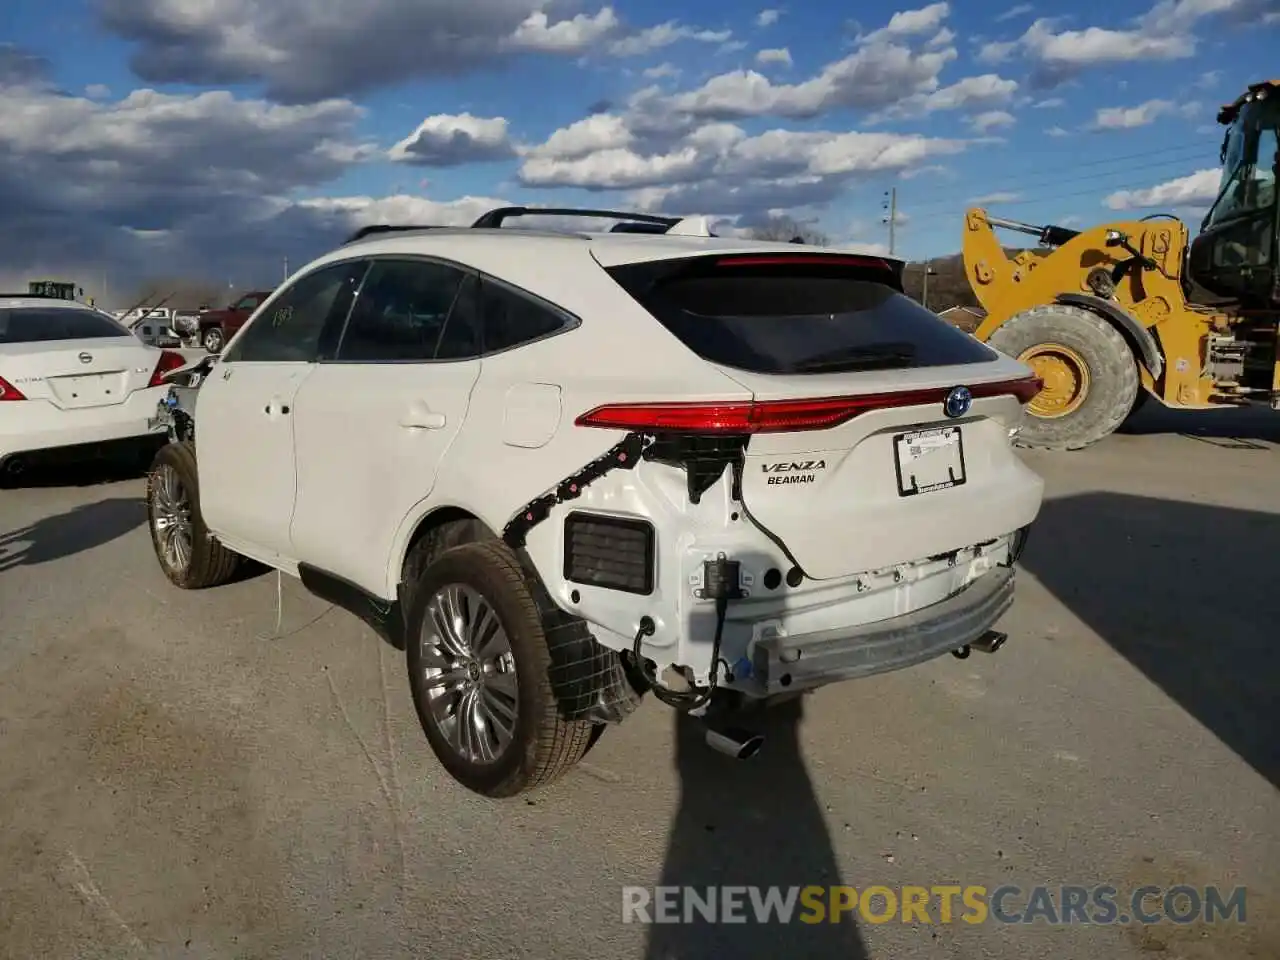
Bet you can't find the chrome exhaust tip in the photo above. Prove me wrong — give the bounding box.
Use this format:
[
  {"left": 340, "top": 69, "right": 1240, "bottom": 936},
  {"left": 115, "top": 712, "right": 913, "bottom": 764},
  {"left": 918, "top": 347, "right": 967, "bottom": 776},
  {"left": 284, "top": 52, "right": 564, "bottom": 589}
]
[{"left": 705, "top": 725, "right": 764, "bottom": 760}]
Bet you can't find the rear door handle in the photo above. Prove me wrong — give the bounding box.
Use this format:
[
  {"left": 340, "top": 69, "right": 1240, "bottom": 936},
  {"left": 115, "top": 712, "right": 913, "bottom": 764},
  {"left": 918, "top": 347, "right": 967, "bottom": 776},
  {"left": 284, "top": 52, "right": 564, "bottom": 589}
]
[{"left": 399, "top": 401, "right": 446, "bottom": 430}]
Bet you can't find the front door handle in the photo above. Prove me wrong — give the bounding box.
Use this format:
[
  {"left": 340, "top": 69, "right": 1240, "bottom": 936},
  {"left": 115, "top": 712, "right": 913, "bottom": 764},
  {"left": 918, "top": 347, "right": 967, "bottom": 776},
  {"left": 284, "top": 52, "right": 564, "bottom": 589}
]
[{"left": 399, "top": 401, "right": 446, "bottom": 430}]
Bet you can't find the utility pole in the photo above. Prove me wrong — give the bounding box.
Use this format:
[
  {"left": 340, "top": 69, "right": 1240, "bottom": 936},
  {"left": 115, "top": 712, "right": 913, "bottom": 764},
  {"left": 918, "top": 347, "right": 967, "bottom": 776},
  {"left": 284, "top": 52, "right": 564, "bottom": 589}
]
[
  {"left": 882, "top": 187, "right": 897, "bottom": 256},
  {"left": 921, "top": 259, "right": 938, "bottom": 309},
  {"left": 283, "top": 256, "right": 289, "bottom": 281}
]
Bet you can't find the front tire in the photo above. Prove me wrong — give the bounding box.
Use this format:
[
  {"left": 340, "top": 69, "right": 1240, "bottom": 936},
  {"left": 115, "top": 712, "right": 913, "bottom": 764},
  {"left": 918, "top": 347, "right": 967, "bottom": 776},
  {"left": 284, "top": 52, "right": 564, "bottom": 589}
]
[
  {"left": 202, "top": 326, "right": 225, "bottom": 353},
  {"left": 405, "top": 540, "right": 595, "bottom": 798},
  {"left": 146, "top": 441, "right": 242, "bottom": 588},
  {"left": 987, "top": 304, "right": 1139, "bottom": 451}
]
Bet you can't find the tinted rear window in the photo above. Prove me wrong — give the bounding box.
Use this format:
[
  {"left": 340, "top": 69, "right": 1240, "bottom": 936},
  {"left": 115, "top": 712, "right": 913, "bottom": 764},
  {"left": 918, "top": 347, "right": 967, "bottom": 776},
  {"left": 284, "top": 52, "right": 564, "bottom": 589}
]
[
  {"left": 0, "top": 308, "right": 129, "bottom": 344},
  {"left": 606, "top": 258, "right": 996, "bottom": 374}
]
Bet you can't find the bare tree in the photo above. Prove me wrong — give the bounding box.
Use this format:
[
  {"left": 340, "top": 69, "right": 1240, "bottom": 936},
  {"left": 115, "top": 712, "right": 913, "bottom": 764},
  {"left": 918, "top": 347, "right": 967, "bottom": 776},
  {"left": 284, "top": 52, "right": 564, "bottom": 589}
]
[
  {"left": 747, "top": 215, "right": 830, "bottom": 246},
  {"left": 129, "top": 277, "right": 227, "bottom": 311}
]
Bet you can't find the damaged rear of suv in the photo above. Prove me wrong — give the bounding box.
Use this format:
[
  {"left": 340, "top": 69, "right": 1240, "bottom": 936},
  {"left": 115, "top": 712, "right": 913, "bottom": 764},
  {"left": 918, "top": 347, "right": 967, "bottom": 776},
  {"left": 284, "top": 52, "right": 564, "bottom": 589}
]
[{"left": 145, "top": 207, "right": 1045, "bottom": 798}]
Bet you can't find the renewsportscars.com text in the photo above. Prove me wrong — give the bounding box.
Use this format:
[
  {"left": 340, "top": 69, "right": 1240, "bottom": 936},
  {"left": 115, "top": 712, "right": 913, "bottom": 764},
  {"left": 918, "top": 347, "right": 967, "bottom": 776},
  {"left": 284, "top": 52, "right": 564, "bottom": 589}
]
[{"left": 621, "top": 884, "right": 1248, "bottom": 926}]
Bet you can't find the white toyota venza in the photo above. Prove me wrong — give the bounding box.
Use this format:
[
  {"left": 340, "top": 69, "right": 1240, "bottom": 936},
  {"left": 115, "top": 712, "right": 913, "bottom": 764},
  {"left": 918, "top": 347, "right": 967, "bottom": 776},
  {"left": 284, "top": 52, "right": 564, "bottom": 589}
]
[{"left": 145, "top": 207, "right": 1046, "bottom": 798}]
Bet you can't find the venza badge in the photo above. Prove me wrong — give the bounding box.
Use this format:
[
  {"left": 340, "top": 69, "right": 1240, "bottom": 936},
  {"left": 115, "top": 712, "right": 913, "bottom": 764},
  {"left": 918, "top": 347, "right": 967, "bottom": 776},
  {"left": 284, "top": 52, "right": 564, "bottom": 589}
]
[{"left": 944, "top": 385, "right": 972, "bottom": 418}]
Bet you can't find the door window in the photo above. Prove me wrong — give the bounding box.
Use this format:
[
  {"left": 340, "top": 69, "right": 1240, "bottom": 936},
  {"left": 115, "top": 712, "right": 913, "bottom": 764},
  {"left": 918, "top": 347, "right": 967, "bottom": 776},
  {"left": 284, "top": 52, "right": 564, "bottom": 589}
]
[
  {"left": 223, "top": 262, "right": 366, "bottom": 363},
  {"left": 336, "top": 259, "right": 467, "bottom": 361}
]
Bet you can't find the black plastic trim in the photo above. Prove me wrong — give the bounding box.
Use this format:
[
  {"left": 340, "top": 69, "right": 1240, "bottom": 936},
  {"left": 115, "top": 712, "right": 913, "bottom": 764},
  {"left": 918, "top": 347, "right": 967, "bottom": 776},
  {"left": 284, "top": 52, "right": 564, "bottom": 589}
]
[
  {"left": 502, "top": 433, "right": 648, "bottom": 548},
  {"left": 298, "top": 563, "right": 405, "bottom": 649},
  {"left": 563, "top": 512, "right": 656, "bottom": 595}
]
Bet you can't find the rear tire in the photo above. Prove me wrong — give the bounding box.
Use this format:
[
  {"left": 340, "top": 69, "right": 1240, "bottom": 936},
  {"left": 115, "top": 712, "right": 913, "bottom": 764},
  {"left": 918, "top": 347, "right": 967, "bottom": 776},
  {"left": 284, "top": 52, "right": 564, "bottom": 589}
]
[
  {"left": 987, "top": 304, "right": 1139, "bottom": 451},
  {"left": 405, "top": 540, "right": 595, "bottom": 798},
  {"left": 146, "top": 441, "right": 242, "bottom": 588},
  {"left": 202, "top": 326, "right": 225, "bottom": 353}
]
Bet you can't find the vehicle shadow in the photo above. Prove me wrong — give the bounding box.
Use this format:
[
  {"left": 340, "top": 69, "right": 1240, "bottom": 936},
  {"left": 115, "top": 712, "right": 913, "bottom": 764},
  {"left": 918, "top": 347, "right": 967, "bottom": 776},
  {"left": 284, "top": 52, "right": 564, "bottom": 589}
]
[
  {"left": 0, "top": 447, "right": 160, "bottom": 489},
  {"left": 1019, "top": 493, "right": 1280, "bottom": 788},
  {"left": 644, "top": 698, "right": 869, "bottom": 960},
  {"left": 1119, "top": 401, "right": 1280, "bottom": 448},
  {"left": 0, "top": 498, "right": 147, "bottom": 571}
]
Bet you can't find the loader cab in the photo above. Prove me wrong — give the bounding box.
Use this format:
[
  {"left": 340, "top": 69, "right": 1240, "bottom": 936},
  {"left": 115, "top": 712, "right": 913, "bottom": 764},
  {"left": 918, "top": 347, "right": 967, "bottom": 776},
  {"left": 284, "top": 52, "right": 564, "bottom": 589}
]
[{"left": 1189, "top": 84, "right": 1280, "bottom": 307}]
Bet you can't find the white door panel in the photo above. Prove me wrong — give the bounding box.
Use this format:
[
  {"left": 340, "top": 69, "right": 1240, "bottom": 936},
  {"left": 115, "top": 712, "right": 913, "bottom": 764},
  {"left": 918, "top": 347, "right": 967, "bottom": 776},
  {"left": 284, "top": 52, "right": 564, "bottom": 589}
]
[
  {"left": 289, "top": 360, "right": 481, "bottom": 595},
  {"left": 196, "top": 362, "right": 314, "bottom": 562}
]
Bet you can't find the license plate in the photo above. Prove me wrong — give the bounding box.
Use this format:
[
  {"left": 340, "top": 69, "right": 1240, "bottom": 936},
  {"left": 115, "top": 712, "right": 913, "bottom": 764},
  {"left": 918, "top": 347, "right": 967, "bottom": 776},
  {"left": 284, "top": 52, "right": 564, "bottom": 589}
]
[{"left": 893, "top": 426, "right": 966, "bottom": 496}]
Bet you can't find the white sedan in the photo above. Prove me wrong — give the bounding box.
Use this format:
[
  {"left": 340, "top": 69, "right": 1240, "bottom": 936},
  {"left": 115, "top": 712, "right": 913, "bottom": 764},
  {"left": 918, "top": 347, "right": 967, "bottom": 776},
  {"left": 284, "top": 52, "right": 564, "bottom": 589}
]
[{"left": 0, "top": 296, "right": 186, "bottom": 477}]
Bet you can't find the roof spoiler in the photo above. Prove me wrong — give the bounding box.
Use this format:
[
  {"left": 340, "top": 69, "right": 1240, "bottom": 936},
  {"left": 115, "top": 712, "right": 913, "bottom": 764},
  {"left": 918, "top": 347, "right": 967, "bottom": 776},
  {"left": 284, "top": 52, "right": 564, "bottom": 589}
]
[{"left": 343, "top": 206, "right": 720, "bottom": 244}]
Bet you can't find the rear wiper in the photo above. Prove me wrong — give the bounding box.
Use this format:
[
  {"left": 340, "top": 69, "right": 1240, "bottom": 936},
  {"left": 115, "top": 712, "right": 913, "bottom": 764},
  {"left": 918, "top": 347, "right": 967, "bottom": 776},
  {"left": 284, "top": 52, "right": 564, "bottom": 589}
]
[{"left": 789, "top": 344, "right": 916, "bottom": 373}]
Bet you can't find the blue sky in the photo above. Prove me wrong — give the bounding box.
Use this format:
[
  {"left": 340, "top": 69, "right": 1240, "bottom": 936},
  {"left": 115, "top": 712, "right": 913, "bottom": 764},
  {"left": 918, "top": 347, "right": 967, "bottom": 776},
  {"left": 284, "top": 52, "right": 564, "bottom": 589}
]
[{"left": 0, "top": 0, "right": 1276, "bottom": 291}]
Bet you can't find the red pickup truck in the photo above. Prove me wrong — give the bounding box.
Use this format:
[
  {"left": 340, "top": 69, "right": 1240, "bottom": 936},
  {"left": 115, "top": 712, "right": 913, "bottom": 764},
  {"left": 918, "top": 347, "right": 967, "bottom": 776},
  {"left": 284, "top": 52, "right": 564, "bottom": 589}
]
[{"left": 197, "top": 290, "right": 274, "bottom": 353}]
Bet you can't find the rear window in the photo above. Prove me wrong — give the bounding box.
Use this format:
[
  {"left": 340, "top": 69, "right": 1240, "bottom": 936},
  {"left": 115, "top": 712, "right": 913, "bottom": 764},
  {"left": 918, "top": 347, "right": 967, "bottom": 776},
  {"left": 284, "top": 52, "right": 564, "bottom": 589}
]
[
  {"left": 605, "top": 256, "right": 996, "bottom": 374},
  {"left": 0, "top": 308, "right": 130, "bottom": 344}
]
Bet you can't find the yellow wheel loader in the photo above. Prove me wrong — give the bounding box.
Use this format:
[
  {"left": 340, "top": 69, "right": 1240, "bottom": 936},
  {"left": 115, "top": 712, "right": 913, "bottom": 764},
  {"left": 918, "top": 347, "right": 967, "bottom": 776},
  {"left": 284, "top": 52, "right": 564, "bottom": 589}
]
[{"left": 958, "top": 79, "right": 1280, "bottom": 450}]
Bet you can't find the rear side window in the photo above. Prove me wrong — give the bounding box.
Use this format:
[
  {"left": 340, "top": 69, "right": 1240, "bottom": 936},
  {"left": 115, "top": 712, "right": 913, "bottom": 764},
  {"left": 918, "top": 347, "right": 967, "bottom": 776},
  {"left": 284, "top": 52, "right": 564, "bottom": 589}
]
[
  {"left": 605, "top": 256, "right": 996, "bottom": 374},
  {"left": 480, "top": 279, "right": 573, "bottom": 354},
  {"left": 337, "top": 259, "right": 466, "bottom": 362},
  {"left": 0, "top": 308, "right": 128, "bottom": 343}
]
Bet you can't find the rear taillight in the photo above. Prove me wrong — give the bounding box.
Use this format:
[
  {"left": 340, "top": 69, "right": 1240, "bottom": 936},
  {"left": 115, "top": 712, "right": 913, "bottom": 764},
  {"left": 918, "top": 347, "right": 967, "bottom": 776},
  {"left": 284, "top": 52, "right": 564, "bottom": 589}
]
[
  {"left": 0, "top": 375, "right": 26, "bottom": 401},
  {"left": 575, "top": 375, "right": 1044, "bottom": 433},
  {"left": 148, "top": 350, "right": 187, "bottom": 387}
]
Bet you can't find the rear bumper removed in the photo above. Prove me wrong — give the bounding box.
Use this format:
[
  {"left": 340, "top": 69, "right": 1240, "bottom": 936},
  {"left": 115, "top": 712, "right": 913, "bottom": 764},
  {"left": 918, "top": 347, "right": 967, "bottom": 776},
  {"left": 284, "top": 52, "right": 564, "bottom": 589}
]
[{"left": 743, "top": 566, "right": 1015, "bottom": 696}]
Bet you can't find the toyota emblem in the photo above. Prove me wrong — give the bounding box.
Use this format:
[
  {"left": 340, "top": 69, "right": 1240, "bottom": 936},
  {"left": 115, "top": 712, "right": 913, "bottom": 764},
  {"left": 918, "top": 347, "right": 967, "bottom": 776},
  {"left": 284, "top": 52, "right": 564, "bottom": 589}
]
[
  {"left": 78, "top": 352, "right": 93, "bottom": 364},
  {"left": 944, "top": 385, "right": 972, "bottom": 418}
]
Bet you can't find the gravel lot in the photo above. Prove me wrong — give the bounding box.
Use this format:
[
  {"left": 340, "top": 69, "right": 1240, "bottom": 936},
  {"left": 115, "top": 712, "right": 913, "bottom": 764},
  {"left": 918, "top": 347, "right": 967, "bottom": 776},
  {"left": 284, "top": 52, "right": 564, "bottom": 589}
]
[{"left": 1, "top": 405, "right": 1277, "bottom": 960}]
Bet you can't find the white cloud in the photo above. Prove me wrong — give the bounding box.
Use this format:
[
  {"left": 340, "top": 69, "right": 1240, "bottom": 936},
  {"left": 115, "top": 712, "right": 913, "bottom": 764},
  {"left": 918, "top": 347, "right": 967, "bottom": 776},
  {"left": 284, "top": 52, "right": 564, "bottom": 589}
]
[
  {"left": 84, "top": 83, "right": 112, "bottom": 99},
  {"left": 755, "top": 47, "right": 792, "bottom": 67},
  {"left": 970, "top": 191, "right": 1022, "bottom": 204},
  {"left": 856, "top": 3, "right": 952, "bottom": 45},
  {"left": 0, "top": 76, "right": 376, "bottom": 285},
  {"left": 969, "top": 110, "right": 1016, "bottom": 132},
  {"left": 607, "top": 21, "right": 733, "bottom": 57},
  {"left": 1195, "top": 69, "right": 1222, "bottom": 89},
  {"left": 95, "top": 0, "right": 728, "bottom": 102},
  {"left": 874, "top": 73, "right": 1019, "bottom": 121},
  {"left": 509, "top": 8, "right": 619, "bottom": 52},
  {"left": 977, "top": 39, "right": 1019, "bottom": 63},
  {"left": 518, "top": 113, "right": 967, "bottom": 218},
  {"left": 643, "top": 63, "right": 681, "bottom": 79},
  {"left": 653, "top": 43, "right": 959, "bottom": 120},
  {"left": 1104, "top": 168, "right": 1221, "bottom": 209},
  {"left": 1020, "top": 18, "right": 1193, "bottom": 69},
  {"left": 1033, "top": 97, "right": 1065, "bottom": 108},
  {"left": 995, "top": 3, "right": 1035, "bottom": 21},
  {"left": 521, "top": 113, "right": 635, "bottom": 161},
  {"left": 756, "top": 9, "right": 782, "bottom": 27},
  {"left": 1093, "top": 99, "right": 1176, "bottom": 129},
  {"left": 1045, "top": 125, "right": 1070, "bottom": 137},
  {"left": 388, "top": 113, "right": 516, "bottom": 165}
]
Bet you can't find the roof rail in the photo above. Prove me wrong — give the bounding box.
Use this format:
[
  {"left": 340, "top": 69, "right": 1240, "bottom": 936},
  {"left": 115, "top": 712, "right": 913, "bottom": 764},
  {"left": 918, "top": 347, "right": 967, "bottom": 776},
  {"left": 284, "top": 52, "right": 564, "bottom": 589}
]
[
  {"left": 344, "top": 224, "right": 445, "bottom": 244},
  {"left": 470, "top": 206, "right": 682, "bottom": 230}
]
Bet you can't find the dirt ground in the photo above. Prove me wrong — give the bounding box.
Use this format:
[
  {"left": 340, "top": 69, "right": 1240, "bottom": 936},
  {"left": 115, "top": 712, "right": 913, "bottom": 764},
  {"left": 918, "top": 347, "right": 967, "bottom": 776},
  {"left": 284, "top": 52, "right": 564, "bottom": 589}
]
[{"left": 1, "top": 403, "right": 1277, "bottom": 960}]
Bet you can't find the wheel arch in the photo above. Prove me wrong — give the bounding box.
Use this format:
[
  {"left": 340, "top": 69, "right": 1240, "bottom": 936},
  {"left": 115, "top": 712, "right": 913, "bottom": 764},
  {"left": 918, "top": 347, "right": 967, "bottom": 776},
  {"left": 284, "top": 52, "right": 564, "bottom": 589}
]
[
  {"left": 1054, "top": 292, "right": 1164, "bottom": 381},
  {"left": 391, "top": 503, "right": 501, "bottom": 594}
]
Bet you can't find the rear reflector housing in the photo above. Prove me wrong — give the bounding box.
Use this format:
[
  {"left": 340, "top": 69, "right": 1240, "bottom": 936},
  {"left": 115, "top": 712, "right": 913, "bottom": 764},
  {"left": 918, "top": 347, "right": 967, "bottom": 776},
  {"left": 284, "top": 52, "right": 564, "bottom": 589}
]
[
  {"left": 563, "top": 512, "right": 655, "bottom": 595},
  {"left": 575, "top": 376, "right": 1043, "bottom": 433},
  {"left": 0, "top": 376, "right": 26, "bottom": 401}
]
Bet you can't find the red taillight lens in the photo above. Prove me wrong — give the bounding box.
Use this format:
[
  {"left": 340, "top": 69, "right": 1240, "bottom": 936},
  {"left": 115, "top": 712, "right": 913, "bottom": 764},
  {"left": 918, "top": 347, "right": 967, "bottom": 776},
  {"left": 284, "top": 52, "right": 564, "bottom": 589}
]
[
  {"left": 148, "top": 350, "right": 187, "bottom": 387},
  {"left": 0, "top": 375, "right": 27, "bottom": 401},
  {"left": 575, "top": 376, "right": 1044, "bottom": 433}
]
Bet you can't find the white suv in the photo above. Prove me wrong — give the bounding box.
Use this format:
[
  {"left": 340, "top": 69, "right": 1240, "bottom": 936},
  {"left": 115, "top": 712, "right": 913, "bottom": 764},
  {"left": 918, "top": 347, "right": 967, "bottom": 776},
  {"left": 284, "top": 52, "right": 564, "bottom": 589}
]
[{"left": 146, "top": 207, "right": 1045, "bottom": 798}]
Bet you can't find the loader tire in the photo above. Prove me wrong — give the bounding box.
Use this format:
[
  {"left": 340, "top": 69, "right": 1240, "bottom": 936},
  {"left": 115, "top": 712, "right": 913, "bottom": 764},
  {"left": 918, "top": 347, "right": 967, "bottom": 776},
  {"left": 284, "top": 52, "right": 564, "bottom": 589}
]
[{"left": 987, "top": 304, "right": 1139, "bottom": 451}]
